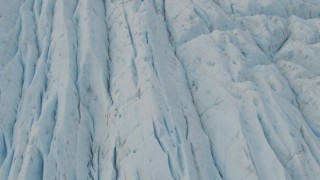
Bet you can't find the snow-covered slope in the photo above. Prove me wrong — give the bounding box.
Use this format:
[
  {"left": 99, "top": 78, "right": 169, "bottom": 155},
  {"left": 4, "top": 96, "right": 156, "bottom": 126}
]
[{"left": 0, "top": 0, "right": 320, "bottom": 179}]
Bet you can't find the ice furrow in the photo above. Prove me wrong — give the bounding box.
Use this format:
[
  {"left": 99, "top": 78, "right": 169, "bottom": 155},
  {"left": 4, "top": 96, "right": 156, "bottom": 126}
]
[
  {"left": 0, "top": 132, "right": 7, "bottom": 168},
  {"left": 159, "top": 0, "right": 223, "bottom": 178},
  {"left": 123, "top": 6, "right": 137, "bottom": 59},
  {"left": 104, "top": 0, "right": 114, "bottom": 105},
  {"left": 113, "top": 146, "right": 119, "bottom": 180},
  {"left": 192, "top": 6, "right": 213, "bottom": 32},
  {"left": 152, "top": 120, "right": 166, "bottom": 153},
  {"left": 0, "top": 0, "right": 38, "bottom": 177},
  {"left": 180, "top": 64, "right": 212, "bottom": 156}
]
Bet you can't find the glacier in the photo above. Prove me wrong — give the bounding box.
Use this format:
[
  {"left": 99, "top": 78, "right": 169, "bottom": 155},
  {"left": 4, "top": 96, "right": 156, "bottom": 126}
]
[{"left": 0, "top": 0, "right": 320, "bottom": 179}]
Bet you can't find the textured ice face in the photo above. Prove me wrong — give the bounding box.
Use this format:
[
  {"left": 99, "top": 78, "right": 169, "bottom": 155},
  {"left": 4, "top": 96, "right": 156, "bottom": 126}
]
[{"left": 0, "top": 0, "right": 320, "bottom": 179}]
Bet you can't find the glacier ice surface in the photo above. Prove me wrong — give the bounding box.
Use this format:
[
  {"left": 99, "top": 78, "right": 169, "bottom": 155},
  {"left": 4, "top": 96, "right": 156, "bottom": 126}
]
[{"left": 0, "top": 0, "right": 320, "bottom": 179}]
